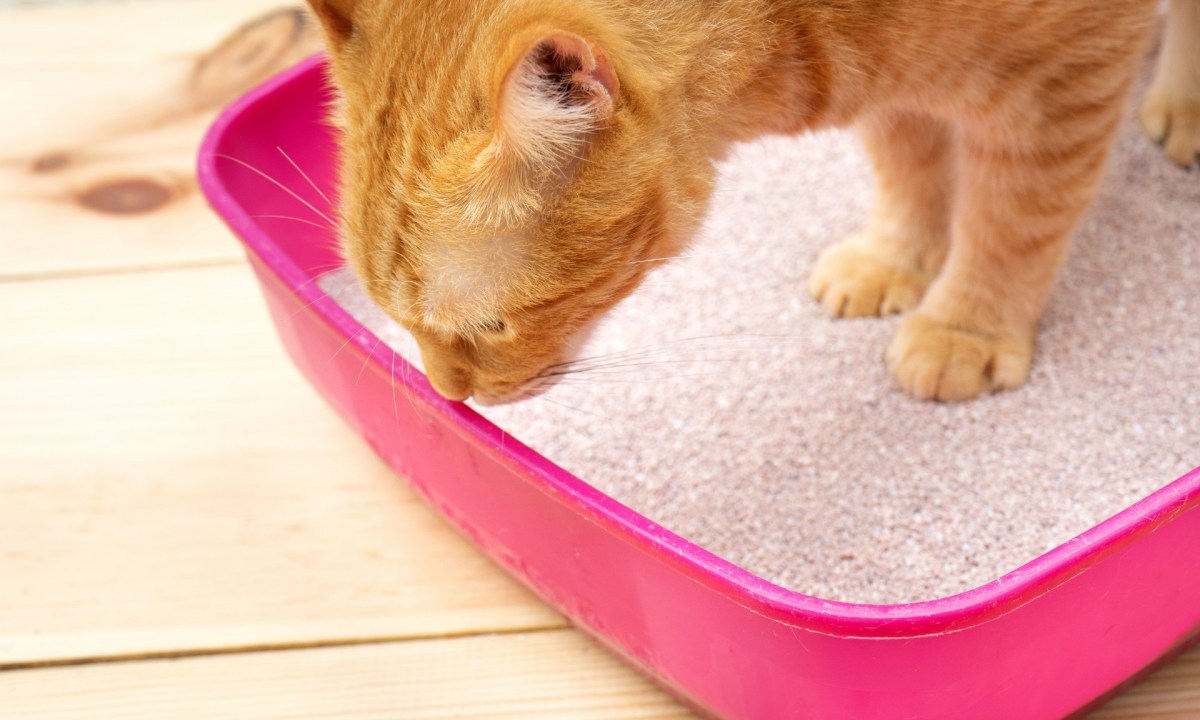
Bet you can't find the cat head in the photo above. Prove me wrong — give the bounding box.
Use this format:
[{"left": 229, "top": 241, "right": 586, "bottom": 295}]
[{"left": 307, "top": 0, "right": 712, "bottom": 403}]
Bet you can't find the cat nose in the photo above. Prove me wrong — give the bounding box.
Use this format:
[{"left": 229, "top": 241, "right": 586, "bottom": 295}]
[
  {"left": 412, "top": 337, "right": 474, "bottom": 402},
  {"left": 425, "top": 362, "right": 472, "bottom": 402},
  {"left": 427, "top": 362, "right": 472, "bottom": 403}
]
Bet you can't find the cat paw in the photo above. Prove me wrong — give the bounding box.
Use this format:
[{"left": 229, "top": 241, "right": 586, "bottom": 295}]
[
  {"left": 1140, "top": 86, "right": 1200, "bottom": 167},
  {"left": 885, "top": 313, "right": 1033, "bottom": 402},
  {"left": 808, "top": 241, "right": 931, "bottom": 318}
]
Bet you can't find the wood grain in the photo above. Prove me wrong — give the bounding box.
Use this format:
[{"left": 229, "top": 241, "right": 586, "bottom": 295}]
[
  {"left": 0, "top": 0, "right": 323, "bottom": 280},
  {"left": 0, "top": 630, "right": 694, "bottom": 720},
  {"left": 0, "top": 265, "right": 563, "bottom": 668},
  {"left": 1092, "top": 644, "right": 1200, "bottom": 719}
]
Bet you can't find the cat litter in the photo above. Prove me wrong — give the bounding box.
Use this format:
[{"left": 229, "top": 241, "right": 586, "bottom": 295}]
[{"left": 318, "top": 82, "right": 1198, "bottom": 605}]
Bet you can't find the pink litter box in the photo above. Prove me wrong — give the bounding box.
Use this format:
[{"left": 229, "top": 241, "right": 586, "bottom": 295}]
[{"left": 198, "top": 55, "right": 1200, "bottom": 719}]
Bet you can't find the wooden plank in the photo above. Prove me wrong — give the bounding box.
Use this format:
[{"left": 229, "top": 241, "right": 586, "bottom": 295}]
[
  {"left": 0, "top": 620, "right": 1196, "bottom": 720},
  {"left": 0, "top": 265, "right": 563, "bottom": 667},
  {"left": 1091, "top": 644, "right": 1200, "bottom": 719},
  {"left": 0, "top": 0, "right": 324, "bottom": 279},
  {"left": 0, "top": 629, "right": 695, "bottom": 720}
]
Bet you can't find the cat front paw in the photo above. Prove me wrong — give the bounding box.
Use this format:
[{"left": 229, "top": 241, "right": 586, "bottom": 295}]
[
  {"left": 1141, "top": 8, "right": 1200, "bottom": 168},
  {"left": 808, "top": 241, "right": 931, "bottom": 318},
  {"left": 1142, "top": 88, "right": 1200, "bottom": 166},
  {"left": 885, "top": 313, "right": 1033, "bottom": 402}
]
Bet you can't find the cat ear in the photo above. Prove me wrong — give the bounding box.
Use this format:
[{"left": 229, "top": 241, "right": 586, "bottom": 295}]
[
  {"left": 496, "top": 34, "right": 619, "bottom": 169},
  {"left": 305, "top": 0, "right": 355, "bottom": 44}
]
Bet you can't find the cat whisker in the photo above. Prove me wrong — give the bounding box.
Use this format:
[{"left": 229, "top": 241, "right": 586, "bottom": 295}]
[
  {"left": 537, "top": 354, "right": 696, "bottom": 378},
  {"left": 535, "top": 357, "right": 750, "bottom": 383},
  {"left": 216, "top": 153, "right": 336, "bottom": 227},
  {"left": 348, "top": 247, "right": 406, "bottom": 267},
  {"left": 529, "top": 394, "right": 595, "bottom": 416},
  {"left": 391, "top": 284, "right": 423, "bottom": 328},
  {"left": 252, "top": 214, "right": 335, "bottom": 231},
  {"left": 356, "top": 337, "right": 384, "bottom": 387},
  {"left": 319, "top": 327, "right": 366, "bottom": 372},
  {"left": 283, "top": 262, "right": 381, "bottom": 313},
  {"left": 286, "top": 286, "right": 338, "bottom": 321},
  {"left": 548, "top": 371, "right": 718, "bottom": 385},
  {"left": 280, "top": 254, "right": 407, "bottom": 324},
  {"left": 387, "top": 300, "right": 423, "bottom": 418},
  {"left": 627, "top": 254, "right": 691, "bottom": 265},
  {"left": 520, "top": 386, "right": 596, "bottom": 416},
  {"left": 529, "top": 335, "right": 798, "bottom": 390},
  {"left": 541, "top": 334, "right": 787, "bottom": 375},
  {"left": 382, "top": 345, "right": 422, "bottom": 426},
  {"left": 401, "top": 356, "right": 421, "bottom": 418},
  {"left": 276, "top": 146, "right": 333, "bottom": 206},
  {"left": 540, "top": 343, "right": 681, "bottom": 373},
  {"left": 308, "top": 260, "right": 352, "bottom": 279},
  {"left": 564, "top": 345, "right": 769, "bottom": 371},
  {"left": 390, "top": 349, "right": 403, "bottom": 434},
  {"left": 551, "top": 334, "right": 760, "bottom": 366},
  {"left": 537, "top": 360, "right": 698, "bottom": 383}
]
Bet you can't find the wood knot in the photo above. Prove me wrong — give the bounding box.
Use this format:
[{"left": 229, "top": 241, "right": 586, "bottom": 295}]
[
  {"left": 77, "top": 178, "right": 174, "bottom": 215},
  {"left": 189, "top": 8, "right": 316, "bottom": 111},
  {"left": 31, "top": 152, "right": 70, "bottom": 174}
]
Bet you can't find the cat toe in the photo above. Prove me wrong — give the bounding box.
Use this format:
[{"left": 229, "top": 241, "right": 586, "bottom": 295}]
[
  {"left": 809, "top": 242, "right": 929, "bottom": 319},
  {"left": 886, "top": 313, "right": 1032, "bottom": 402},
  {"left": 1140, "top": 92, "right": 1200, "bottom": 168}
]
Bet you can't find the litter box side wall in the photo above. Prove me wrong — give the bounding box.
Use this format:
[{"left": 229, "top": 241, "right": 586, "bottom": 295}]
[
  {"left": 198, "top": 55, "right": 1200, "bottom": 719},
  {"left": 245, "top": 252, "right": 1200, "bottom": 720}
]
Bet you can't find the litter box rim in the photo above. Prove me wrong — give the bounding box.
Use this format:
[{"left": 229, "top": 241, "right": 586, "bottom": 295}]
[{"left": 197, "top": 52, "right": 1200, "bottom": 639}]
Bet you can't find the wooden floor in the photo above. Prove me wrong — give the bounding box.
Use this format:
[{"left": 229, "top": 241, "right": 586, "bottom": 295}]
[{"left": 0, "top": 1, "right": 1196, "bottom": 717}]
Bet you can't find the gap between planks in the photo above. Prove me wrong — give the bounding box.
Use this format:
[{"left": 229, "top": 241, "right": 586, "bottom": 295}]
[
  {"left": 0, "top": 257, "right": 247, "bottom": 284},
  {"left": 2, "top": 623, "right": 1195, "bottom": 719},
  {"left": 0, "top": 265, "right": 565, "bottom": 668},
  {"left": 0, "top": 628, "right": 697, "bottom": 720},
  {"left": 0, "top": 625, "right": 562, "bottom": 673}
]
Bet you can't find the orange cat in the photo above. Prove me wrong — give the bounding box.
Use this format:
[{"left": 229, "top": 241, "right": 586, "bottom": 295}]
[{"left": 306, "top": 0, "right": 1197, "bottom": 403}]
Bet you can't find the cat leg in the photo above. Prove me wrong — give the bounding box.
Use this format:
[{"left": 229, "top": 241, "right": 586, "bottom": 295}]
[
  {"left": 886, "top": 116, "right": 1120, "bottom": 401},
  {"left": 1140, "top": 0, "right": 1200, "bottom": 167},
  {"left": 809, "top": 111, "right": 953, "bottom": 318}
]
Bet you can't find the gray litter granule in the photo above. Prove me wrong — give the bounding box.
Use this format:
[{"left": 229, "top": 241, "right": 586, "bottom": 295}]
[{"left": 318, "top": 87, "right": 1199, "bottom": 604}]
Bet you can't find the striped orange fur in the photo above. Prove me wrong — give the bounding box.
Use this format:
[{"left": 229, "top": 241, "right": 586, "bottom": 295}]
[{"left": 307, "top": 0, "right": 1190, "bottom": 403}]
